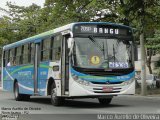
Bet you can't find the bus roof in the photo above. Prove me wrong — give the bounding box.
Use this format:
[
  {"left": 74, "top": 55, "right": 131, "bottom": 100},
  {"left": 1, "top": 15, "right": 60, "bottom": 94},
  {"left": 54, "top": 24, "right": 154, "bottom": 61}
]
[{"left": 3, "top": 22, "right": 132, "bottom": 50}]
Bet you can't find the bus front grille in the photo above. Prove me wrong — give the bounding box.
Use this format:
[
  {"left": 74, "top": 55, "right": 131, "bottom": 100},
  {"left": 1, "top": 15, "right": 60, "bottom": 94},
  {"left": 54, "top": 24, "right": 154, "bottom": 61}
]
[
  {"left": 91, "top": 81, "right": 123, "bottom": 84},
  {"left": 93, "top": 88, "right": 121, "bottom": 93}
]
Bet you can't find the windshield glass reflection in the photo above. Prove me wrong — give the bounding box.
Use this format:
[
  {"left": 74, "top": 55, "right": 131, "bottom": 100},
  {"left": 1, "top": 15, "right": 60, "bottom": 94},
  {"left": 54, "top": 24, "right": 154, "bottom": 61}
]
[{"left": 72, "top": 37, "right": 132, "bottom": 69}]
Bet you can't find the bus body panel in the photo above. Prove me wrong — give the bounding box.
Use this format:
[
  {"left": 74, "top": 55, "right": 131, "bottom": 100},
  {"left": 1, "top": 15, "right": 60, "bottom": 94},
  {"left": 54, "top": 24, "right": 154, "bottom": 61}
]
[
  {"left": 3, "top": 62, "right": 49, "bottom": 95},
  {"left": 3, "top": 61, "right": 62, "bottom": 96},
  {"left": 3, "top": 65, "right": 34, "bottom": 94},
  {"left": 47, "top": 61, "right": 62, "bottom": 96}
]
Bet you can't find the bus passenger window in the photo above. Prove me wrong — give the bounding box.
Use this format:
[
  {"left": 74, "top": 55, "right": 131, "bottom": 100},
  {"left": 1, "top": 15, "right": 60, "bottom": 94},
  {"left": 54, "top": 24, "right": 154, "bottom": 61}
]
[
  {"left": 3, "top": 51, "right": 5, "bottom": 67},
  {"left": 4, "top": 50, "right": 9, "bottom": 67},
  {"left": 15, "top": 46, "right": 22, "bottom": 65},
  {"left": 22, "top": 44, "right": 29, "bottom": 64},
  {"left": 41, "top": 37, "right": 51, "bottom": 61},
  {"left": 31, "top": 43, "right": 35, "bottom": 64},
  {"left": 12, "top": 57, "right": 16, "bottom": 66},
  {"left": 8, "top": 49, "right": 15, "bottom": 66},
  {"left": 52, "top": 35, "right": 62, "bottom": 61}
]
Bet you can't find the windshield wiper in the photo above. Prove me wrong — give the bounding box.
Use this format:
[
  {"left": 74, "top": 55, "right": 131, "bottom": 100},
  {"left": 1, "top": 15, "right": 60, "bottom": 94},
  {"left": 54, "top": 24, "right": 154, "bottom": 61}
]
[
  {"left": 88, "top": 36, "right": 104, "bottom": 52},
  {"left": 113, "top": 44, "right": 116, "bottom": 62},
  {"left": 124, "top": 40, "right": 132, "bottom": 66},
  {"left": 88, "top": 36, "right": 108, "bottom": 60}
]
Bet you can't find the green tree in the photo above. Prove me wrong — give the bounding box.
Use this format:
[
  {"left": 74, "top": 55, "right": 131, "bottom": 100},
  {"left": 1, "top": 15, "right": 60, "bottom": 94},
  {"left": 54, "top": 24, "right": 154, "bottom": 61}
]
[
  {"left": 105, "top": 0, "right": 160, "bottom": 75},
  {"left": 0, "top": 17, "right": 13, "bottom": 44},
  {"left": 146, "top": 30, "right": 160, "bottom": 74},
  {"left": 6, "top": 2, "right": 42, "bottom": 41}
]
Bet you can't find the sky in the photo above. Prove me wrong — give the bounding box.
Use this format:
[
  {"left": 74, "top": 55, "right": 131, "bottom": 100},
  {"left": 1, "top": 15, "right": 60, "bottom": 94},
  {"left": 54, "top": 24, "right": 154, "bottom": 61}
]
[{"left": 0, "top": 0, "right": 45, "bottom": 16}]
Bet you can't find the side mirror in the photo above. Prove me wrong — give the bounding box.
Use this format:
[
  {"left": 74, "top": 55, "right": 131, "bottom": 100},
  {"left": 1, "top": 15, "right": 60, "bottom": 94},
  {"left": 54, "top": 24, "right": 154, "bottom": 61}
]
[
  {"left": 68, "top": 38, "right": 74, "bottom": 48},
  {"left": 67, "top": 38, "right": 74, "bottom": 56}
]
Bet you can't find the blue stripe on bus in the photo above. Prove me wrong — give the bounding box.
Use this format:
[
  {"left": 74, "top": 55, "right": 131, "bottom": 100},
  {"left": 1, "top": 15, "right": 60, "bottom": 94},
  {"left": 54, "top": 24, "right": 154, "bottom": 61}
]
[{"left": 71, "top": 67, "right": 135, "bottom": 83}]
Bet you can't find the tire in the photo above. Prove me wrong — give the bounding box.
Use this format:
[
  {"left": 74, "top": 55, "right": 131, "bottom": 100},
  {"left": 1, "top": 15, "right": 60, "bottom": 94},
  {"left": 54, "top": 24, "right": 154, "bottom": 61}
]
[
  {"left": 51, "top": 82, "right": 64, "bottom": 106},
  {"left": 98, "top": 98, "right": 112, "bottom": 105},
  {"left": 14, "top": 82, "right": 30, "bottom": 101},
  {"left": 156, "top": 81, "right": 160, "bottom": 88}
]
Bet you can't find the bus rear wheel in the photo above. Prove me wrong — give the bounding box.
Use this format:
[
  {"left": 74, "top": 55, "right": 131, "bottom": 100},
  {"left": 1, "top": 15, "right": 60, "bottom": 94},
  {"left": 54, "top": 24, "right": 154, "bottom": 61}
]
[
  {"left": 98, "top": 98, "right": 112, "bottom": 105},
  {"left": 14, "top": 82, "right": 30, "bottom": 101},
  {"left": 51, "top": 83, "right": 64, "bottom": 106}
]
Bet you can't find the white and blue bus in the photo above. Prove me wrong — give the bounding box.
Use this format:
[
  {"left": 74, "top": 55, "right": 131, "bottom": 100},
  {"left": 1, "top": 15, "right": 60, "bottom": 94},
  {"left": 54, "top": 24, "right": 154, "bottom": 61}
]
[{"left": 2, "top": 22, "right": 135, "bottom": 106}]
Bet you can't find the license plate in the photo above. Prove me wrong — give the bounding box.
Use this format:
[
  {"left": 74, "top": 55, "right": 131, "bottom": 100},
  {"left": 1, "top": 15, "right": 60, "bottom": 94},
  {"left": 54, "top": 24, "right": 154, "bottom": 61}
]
[{"left": 102, "top": 87, "right": 113, "bottom": 92}]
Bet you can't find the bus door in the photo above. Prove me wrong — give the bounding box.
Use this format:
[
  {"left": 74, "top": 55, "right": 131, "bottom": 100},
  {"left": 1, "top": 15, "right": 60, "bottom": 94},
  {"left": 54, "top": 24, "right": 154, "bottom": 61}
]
[
  {"left": 61, "top": 34, "right": 70, "bottom": 95},
  {"left": 33, "top": 39, "right": 41, "bottom": 95}
]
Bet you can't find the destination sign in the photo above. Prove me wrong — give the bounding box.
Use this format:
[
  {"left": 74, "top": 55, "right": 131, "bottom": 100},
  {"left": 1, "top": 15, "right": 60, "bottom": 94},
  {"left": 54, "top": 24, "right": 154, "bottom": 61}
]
[{"left": 73, "top": 24, "right": 131, "bottom": 36}]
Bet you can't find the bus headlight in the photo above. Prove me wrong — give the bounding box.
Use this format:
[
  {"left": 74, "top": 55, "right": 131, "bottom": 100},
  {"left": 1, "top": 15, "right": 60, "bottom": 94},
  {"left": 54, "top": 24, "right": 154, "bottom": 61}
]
[
  {"left": 72, "top": 75, "right": 91, "bottom": 86},
  {"left": 122, "top": 78, "right": 134, "bottom": 85},
  {"left": 76, "top": 79, "right": 90, "bottom": 86}
]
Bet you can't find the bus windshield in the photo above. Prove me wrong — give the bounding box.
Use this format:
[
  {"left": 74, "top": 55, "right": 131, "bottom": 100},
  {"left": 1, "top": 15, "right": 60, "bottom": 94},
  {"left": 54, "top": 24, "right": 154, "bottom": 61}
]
[{"left": 72, "top": 37, "right": 132, "bottom": 69}]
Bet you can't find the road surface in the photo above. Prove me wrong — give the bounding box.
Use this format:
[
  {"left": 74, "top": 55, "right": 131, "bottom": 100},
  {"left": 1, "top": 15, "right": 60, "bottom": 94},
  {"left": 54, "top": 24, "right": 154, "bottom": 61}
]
[{"left": 0, "top": 90, "right": 160, "bottom": 120}]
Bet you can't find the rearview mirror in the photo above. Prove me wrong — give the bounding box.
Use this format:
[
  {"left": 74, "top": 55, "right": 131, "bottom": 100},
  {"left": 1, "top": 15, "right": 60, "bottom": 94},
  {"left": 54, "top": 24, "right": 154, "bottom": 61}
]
[
  {"left": 68, "top": 38, "right": 74, "bottom": 48},
  {"left": 68, "top": 38, "right": 74, "bottom": 56}
]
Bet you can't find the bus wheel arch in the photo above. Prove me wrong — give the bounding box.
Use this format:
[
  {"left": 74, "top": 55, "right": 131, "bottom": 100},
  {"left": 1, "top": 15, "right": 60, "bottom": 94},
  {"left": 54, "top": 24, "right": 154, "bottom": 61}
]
[
  {"left": 13, "top": 79, "right": 18, "bottom": 91},
  {"left": 13, "top": 79, "right": 22, "bottom": 101},
  {"left": 50, "top": 82, "right": 64, "bottom": 106},
  {"left": 13, "top": 79, "right": 18, "bottom": 99},
  {"left": 47, "top": 77, "right": 55, "bottom": 95},
  {"left": 47, "top": 77, "right": 64, "bottom": 106},
  {"left": 13, "top": 79, "right": 30, "bottom": 101}
]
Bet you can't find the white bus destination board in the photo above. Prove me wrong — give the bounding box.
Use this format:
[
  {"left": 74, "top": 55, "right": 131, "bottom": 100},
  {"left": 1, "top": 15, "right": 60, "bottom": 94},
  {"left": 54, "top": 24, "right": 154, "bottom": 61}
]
[{"left": 73, "top": 24, "right": 132, "bottom": 36}]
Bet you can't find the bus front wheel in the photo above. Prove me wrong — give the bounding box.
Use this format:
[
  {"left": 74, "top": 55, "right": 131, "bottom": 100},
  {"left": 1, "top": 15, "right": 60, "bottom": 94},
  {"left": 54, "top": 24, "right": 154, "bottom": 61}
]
[
  {"left": 98, "top": 98, "right": 112, "bottom": 105},
  {"left": 14, "top": 82, "right": 30, "bottom": 101},
  {"left": 51, "top": 83, "right": 64, "bottom": 106}
]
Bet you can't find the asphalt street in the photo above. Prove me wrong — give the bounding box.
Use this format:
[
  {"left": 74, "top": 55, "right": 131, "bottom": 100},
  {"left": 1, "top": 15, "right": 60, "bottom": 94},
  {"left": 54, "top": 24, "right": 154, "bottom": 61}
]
[{"left": 0, "top": 90, "right": 160, "bottom": 120}]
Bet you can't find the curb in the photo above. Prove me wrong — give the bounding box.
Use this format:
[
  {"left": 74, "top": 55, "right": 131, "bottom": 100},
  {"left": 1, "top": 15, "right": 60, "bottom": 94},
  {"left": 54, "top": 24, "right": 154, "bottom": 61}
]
[{"left": 119, "top": 95, "right": 160, "bottom": 99}]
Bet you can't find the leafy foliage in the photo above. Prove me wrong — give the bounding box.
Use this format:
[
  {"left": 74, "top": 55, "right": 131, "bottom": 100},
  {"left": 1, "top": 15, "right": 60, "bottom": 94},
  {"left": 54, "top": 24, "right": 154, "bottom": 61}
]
[{"left": 0, "top": 0, "right": 160, "bottom": 70}]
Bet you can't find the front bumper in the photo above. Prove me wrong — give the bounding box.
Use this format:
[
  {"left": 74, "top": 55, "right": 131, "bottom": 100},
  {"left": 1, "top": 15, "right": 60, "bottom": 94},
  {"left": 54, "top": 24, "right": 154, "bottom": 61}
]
[{"left": 69, "top": 78, "right": 135, "bottom": 97}]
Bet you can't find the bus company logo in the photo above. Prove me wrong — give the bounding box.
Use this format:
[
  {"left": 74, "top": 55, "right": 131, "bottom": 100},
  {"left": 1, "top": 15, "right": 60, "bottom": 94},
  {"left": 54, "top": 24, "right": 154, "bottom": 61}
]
[{"left": 105, "top": 81, "right": 110, "bottom": 84}]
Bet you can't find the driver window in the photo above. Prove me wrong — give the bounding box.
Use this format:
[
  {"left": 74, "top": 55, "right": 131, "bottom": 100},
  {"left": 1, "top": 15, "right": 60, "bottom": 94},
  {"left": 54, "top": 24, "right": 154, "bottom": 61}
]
[{"left": 52, "top": 35, "right": 62, "bottom": 61}]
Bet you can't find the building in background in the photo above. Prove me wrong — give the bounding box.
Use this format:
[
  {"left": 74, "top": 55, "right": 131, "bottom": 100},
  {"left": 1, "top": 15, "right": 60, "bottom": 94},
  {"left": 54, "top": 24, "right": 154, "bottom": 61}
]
[{"left": 135, "top": 46, "right": 160, "bottom": 79}]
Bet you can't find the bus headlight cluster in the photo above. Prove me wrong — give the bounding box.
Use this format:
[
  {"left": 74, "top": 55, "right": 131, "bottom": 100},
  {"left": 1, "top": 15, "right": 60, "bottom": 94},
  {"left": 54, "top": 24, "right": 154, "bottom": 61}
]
[
  {"left": 72, "top": 75, "right": 91, "bottom": 86},
  {"left": 122, "top": 78, "right": 134, "bottom": 86}
]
